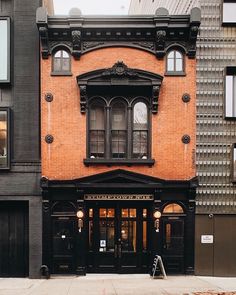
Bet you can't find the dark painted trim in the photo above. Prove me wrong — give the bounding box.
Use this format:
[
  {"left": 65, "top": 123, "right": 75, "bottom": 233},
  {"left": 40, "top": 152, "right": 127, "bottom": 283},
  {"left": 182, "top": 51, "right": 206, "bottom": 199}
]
[
  {"left": 50, "top": 72, "right": 73, "bottom": 76},
  {"left": 36, "top": 7, "right": 201, "bottom": 59},
  {"left": 83, "top": 158, "right": 155, "bottom": 166}
]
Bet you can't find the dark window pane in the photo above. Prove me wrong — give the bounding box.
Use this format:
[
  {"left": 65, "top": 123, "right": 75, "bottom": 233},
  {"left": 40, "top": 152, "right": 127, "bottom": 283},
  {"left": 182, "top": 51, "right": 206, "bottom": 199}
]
[
  {"left": 121, "top": 220, "right": 136, "bottom": 252},
  {"left": 111, "top": 130, "right": 126, "bottom": 158},
  {"left": 90, "top": 104, "right": 104, "bottom": 130},
  {"left": 89, "top": 103, "right": 105, "bottom": 158},
  {"left": 89, "top": 130, "right": 105, "bottom": 158},
  {"left": 133, "top": 130, "right": 148, "bottom": 159},
  {"left": 112, "top": 102, "right": 126, "bottom": 130},
  {"left": 0, "top": 110, "right": 8, "bottom": 168}
]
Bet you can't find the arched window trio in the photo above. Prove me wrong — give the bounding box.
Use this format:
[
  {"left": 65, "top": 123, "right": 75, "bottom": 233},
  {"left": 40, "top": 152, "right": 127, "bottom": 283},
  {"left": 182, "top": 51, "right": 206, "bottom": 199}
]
[
  {"left": 51, "top": 48, "right": 185, "bottom": 75},
  {"left": 89, "top": 98, "right": 149, "bottom": 160}
]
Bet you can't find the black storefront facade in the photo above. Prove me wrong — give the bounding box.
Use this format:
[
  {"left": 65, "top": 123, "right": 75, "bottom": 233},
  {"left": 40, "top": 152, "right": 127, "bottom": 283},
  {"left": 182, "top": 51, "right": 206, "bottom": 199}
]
[
  {"left": 41, "top": 170, "right": 197, "bottom": 275},
  {"left": 37, "top": 6, "right": 200, "bottom": 277}
]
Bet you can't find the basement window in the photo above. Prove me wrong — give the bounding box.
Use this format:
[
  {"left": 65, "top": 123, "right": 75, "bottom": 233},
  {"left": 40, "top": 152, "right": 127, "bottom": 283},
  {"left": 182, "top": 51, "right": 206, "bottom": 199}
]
[{"left": 225, "top": 67, "right": 236, "bottom": 118}]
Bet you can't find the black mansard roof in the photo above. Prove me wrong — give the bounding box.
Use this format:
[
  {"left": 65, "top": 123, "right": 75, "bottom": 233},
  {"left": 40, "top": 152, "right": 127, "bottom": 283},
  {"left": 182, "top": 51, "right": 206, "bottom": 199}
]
[{"left": 36, "top": 7, "right": 200, "bottom": 59}]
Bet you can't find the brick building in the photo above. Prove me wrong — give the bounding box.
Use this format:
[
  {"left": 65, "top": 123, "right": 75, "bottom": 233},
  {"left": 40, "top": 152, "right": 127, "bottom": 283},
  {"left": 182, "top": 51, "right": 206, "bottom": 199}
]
[
  {"left": 37, "top": 6, "right": 200, "bottom": 274},
  {"left": 129, "top": 0, "right": 236, "bottom": 277}
]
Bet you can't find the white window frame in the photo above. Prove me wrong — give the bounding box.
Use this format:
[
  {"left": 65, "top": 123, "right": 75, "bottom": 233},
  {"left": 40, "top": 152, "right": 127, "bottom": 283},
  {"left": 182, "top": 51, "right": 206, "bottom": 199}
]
[
  {"left": 0, "top": 17, "right": 10, "bottom": 83},
  {"left": 222, "top": 1, "right": 236, "bottom": 25},
  {"left": 225, "top": 67, "right": 236, "bottom": 118}
]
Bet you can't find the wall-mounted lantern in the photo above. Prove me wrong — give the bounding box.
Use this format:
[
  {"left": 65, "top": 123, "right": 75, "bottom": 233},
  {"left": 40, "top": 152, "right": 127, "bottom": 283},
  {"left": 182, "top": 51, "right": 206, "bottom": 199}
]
[
  {"left": 77, "top": 209, "right": 84, "bottom": 232},
  {"left": 153, "top": 210, "right": 161, "bottom": 232}
]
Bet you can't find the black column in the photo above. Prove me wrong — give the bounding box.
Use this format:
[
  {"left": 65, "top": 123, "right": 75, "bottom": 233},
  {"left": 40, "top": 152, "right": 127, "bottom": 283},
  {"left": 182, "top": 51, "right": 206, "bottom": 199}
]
[
  {"left": 185, "top": 189, "right": 196, "bottom": 274},
  {"left": 42, "top": 196, "right": 51, "bottom": 275},
  {"left": 76, "top": 199, "right": 86, "bottom": 275}
]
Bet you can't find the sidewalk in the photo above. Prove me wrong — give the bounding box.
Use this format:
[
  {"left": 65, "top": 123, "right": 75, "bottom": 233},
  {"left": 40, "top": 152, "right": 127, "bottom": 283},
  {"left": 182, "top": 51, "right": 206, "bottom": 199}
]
[{"left": 0, "top": 275, "right": 235, "bottom": 295}]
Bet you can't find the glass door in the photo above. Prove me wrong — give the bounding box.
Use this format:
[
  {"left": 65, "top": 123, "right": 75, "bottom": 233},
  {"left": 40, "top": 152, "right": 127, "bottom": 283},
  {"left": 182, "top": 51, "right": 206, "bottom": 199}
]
[{"left": 86, "top": 203, "right": 150, "bottom": 273}]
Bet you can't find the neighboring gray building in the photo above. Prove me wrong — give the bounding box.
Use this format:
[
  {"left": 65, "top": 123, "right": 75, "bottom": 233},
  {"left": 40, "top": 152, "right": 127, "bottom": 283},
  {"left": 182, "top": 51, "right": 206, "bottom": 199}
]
[
  {"left": 129, "top": 0, "right": 236, "bottom": 276},
  {"left": 0, "top": 0, "right": 42, "bottom": 278},
  {"left": 129, "top": 0, "right": 199, "bottom": 15}
]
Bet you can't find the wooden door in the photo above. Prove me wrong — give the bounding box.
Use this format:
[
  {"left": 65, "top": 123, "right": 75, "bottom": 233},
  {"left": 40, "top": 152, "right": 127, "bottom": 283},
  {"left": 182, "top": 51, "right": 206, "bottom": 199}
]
[
  {"left": 0, "top": 202, "right": 29, "bottom": 277},
  {"left": 162, "top": 217, "right": 185, "bottom": 273}
]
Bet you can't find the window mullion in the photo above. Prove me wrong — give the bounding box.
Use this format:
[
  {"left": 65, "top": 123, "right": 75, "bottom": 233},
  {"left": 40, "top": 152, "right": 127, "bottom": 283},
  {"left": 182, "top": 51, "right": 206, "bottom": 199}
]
[
  {"left": 127, "top": 106, "right": 132, "bottom": 159},
  {"left": 105, "top": 106, "right": 110, "bottom": 159}
]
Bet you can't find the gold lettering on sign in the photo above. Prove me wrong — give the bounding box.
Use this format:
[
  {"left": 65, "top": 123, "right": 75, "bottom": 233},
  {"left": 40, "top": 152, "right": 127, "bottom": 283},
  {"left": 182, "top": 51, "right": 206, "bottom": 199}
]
[{"left": 84, "top": 194, "right": 154, "bottom": 201}]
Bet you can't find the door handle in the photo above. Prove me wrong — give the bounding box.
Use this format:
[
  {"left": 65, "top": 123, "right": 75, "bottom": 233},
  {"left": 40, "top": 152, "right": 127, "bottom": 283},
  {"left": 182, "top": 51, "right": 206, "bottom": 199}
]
[
  {"left": 115, "top": 244, "right": 118, "bottom": 258},
  {"left": 118, "top": 244, "right": 122, "bottom": 258}
]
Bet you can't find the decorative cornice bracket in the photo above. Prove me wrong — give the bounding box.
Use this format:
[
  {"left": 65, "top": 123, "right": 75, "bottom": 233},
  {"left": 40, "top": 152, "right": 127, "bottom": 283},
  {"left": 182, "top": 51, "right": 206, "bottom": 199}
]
[
  {"left": 155, "top": 30, "right": 167, "bottom": 59},
  {"left": 152, "top": 85, "right": 160, "bottom": 114},
  {"left": 71, "top": 30, "right": 82, "bottom": 60},
  {"left": 79, "top": 85, "right": 87, "bottom": 113},
  {"left": 36, "top": 7, "right": 50, "bottom": 59}
]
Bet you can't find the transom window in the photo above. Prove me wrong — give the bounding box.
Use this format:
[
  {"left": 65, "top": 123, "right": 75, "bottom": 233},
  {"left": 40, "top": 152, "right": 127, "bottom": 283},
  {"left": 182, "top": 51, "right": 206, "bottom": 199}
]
[
  {"left": 163, "top": 203, "right": 184, "bottom": 214},
  {"left": 166, "top": 50, "right": 184, "bottom": 74},
  {"left": 52, "top": 49, "right": 71, "bottom": 74},
  {"left": 88, "top": 97, "right": 150, "bottom": 162}
]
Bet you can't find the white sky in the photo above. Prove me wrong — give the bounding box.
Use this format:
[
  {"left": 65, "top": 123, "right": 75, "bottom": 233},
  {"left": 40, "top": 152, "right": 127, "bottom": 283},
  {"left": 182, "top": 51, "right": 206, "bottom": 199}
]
[{"left": 53, "top": 0, "right": 131, "bottom": 15}]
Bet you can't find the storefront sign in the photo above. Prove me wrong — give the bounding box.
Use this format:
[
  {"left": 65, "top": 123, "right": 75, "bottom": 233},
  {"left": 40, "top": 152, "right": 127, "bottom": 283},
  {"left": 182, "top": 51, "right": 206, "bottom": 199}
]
[
  {"left": 84, "top": 194, "right": 154, "bottom": 201},
  {"left": 201, "top": 235, "right": 214, "bottom": 244}
]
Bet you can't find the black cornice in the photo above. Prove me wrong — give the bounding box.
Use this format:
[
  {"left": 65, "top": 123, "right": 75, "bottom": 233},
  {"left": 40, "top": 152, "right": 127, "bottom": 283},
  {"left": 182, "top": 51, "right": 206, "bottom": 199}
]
[{"left": 36, "top": 7, "right": 201, "bottom": 59}]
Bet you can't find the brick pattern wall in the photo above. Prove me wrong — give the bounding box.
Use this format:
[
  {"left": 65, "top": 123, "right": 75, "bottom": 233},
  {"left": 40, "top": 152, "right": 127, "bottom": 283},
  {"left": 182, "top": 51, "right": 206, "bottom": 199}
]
[{"left": 41, "top": 47, "right": 196, "bottom": 180}]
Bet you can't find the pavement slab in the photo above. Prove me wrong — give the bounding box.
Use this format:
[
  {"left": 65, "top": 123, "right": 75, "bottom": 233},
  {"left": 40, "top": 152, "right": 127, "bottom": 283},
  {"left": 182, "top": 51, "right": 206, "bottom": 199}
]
[{"left": 0, "top": 275, "right": 235, "bottom": 295}]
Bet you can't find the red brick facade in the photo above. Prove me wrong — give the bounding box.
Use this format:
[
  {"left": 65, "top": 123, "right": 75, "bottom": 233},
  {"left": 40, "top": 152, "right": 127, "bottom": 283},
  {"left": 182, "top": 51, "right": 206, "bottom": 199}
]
[{"left": 41, "top": 47, "right": 196, "bottom": 180}]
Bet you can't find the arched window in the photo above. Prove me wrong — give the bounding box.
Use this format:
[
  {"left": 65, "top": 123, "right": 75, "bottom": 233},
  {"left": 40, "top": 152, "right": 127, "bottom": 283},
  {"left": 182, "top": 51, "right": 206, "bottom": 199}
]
[
  {"left": 133, "top": 102, "right": 148, "bottom": 159},
  {"left": 52, "top": 49, "right": 71, "bottom": 73},
  {"left": 166, "top": 50, "right": 184, "bottom": 73},
  {"left": 111, "top": 101, "right": 127, "bottom": 159},
  {"left": 89, "top": 100, "right": 105, "bottom": 158},
  {"left": 86, "top": 97, "right": 152, "bottom": 163},
  {"left": 163, "top": 203, "right": 184, "bottom": 214}
]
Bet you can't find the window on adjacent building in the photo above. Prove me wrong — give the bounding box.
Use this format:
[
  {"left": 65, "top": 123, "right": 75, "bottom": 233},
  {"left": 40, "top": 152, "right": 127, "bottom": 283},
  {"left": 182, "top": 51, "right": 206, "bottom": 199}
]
[
  {"left": 232, "top": 143, "right": 236, "bottom": 182},
  {"left": 88, "top": 98, "right": 150, "bottom": 162},
  {"left": 52, "top": 49, "right": 71, "bottom": 74},
  {"left": 0, "top": 17, "right": 10, "bottom": 83},
  {"left": 0, "top": 108, "right": 10, "bottom": 169},
  {"left": 225, "top": 67, "right": 236, "bottom": 118},
  {"left": 222, "top": 0, "right": 236, "bottom": 25},
  {"left": 166, "top": 50, "right": 184, "bottom": 74}
]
